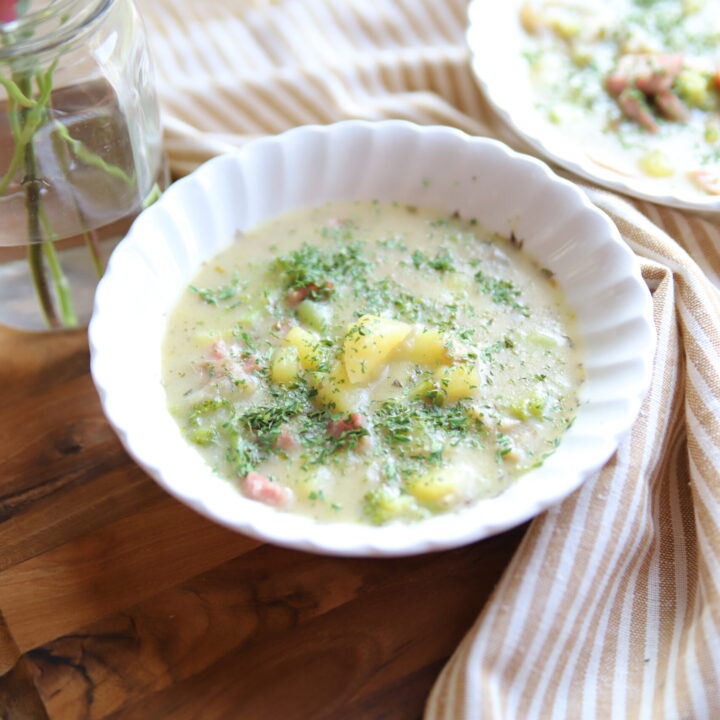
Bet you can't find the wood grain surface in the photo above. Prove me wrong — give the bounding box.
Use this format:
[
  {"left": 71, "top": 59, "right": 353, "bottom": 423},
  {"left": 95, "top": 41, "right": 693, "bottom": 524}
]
[{"left": 0, "top": 324, "right": 526, "bottom": 719}]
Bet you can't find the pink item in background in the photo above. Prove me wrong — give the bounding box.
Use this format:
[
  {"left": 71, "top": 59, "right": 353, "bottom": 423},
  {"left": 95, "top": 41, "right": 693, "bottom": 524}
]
[{"left": 0, "top": 0, "right": 16, "bottom": 23}]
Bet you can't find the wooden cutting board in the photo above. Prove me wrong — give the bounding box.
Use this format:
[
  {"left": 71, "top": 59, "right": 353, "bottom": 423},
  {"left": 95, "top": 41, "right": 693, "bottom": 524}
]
[{"left": 0, "top": 324, "right": 525, "bottom": 719}]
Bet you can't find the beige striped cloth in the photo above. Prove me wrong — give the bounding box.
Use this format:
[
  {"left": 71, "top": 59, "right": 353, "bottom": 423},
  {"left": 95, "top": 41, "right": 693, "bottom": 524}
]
[{"left": 136, "top": 0, "right": 720, "bottom": 717}]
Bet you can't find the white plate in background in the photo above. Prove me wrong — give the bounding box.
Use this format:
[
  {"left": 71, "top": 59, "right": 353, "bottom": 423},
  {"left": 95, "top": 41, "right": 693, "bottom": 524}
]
[{"left": 467, "top": 0, "right": 720, "bottom": 213}]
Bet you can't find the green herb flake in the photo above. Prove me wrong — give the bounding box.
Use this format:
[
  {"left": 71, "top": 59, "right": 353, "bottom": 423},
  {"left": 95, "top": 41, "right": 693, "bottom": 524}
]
[
  {"left": 474, "top": 270, "right": 529, "bottom": 316},
  {"left": 189, "top": 276, "right": 242, "bottom": 305}
]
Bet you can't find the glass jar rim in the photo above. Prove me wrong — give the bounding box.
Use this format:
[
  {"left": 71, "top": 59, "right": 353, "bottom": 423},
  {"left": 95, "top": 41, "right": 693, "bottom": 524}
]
[{"left": 0, "top": 0, "right": 114, "bottom": 60}]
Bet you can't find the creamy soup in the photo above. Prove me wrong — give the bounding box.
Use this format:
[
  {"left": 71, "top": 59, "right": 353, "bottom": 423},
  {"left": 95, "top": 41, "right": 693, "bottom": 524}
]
[
  {"left": 519, "top": 0, "right": 720, "bottom": 196},
  {"left": 162, "top": 201, "right": 584, "bottom": 525}
]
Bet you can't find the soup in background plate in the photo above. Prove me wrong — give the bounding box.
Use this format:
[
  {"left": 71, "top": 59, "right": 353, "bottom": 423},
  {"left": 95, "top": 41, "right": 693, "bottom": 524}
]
[
  {"left": 518, "top": 0, "right": 720, "bottom": 196},
  {"left": 467, "top": 0, "right": 720, "bottom": 210}
]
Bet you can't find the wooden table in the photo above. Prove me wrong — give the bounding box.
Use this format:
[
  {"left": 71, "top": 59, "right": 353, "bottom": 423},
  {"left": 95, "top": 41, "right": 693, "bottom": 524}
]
[{"left": 0, "top": 324, "right": 526, "bottom": 719}]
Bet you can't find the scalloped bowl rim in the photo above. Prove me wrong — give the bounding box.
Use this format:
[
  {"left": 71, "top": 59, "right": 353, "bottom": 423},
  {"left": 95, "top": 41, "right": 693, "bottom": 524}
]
[
  {"left": 89, "top": 120, "right": 655, "bottom": 556},
  {"left": 466, "top": 0, "right": 720, "bottom": 213}
]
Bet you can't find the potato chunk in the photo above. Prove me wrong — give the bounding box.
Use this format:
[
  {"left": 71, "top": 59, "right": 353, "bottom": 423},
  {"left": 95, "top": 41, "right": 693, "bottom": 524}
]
[
  {"left": 312, "top": 361, "right": 367, "bottom": 413},
  {"left": 270, "top": 346, "right": 302, "bottom": 385},
  {"left": 343, "top": 314, "right": 412, "bottom": 384},
  {"left": 639, "top": 150, "right": 674, "bottom": 178},
  {"left": 407, "top": 328, "right": 452, "bottom": 367},
  {"left": 284, "top": 326, "right": 324, "bottom": 370},
  {"left": 434, "top": 363, "right": 481, "bottom": 402},
  {"left": 407, "top": 470, "right": 457, "bottom": 506}
]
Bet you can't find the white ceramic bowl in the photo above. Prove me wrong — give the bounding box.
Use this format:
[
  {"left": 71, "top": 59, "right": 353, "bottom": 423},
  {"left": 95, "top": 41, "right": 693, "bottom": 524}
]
[
  {"left": 89, "top": 120, "right": 655, "bottom": 556},
  {"left": 467, "top": 0, "right": 720, "bottom": 213}
]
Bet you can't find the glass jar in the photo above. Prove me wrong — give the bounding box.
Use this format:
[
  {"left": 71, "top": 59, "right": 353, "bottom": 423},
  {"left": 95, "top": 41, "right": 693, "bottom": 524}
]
[{"left": 0, "top": 0, "right": 166, "bottom": 330}]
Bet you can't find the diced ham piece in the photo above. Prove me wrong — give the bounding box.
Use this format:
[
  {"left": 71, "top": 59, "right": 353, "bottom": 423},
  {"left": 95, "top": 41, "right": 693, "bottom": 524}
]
[
  {"left": 326, "top": 413, "right": 373, "bottom": 452},
  {"left": 352, "top": 413, "right": 368, "bottom": 427},
  {"left": 241, "top": 472, "right": 293, "bottom": 507},
  {"left": 211, "top": 340, "right": 229, "bottom": 360},
  {"left": 327, "top": 413, "right": 367, "bottom": 437},
  {"left": 287, "top": 282, "right": 334, "bottom": 305},
  {"left": 243, "top": 356, "right": 262, "bottom": 373},
  {"left": 607, "top": 53, "right": 683, "bottom": 97},
  {"left": 210, "top": 340, "right": 243, "bottom": 361},
  {"left": 606, "top": 72, "right": 630, "bottom": 97},
  {"left": 606, "top": 53, "right": 690, "bottom": 131},
  {"left": 275, "top": 427, "right": 298, "bottom": 450},
  {"left": 287, "top": 285, "right": 315, "bottom": 305},
  {"left": 654, "top": 89, "right": 689, "bottom": 122},
  {"left": 617, "top": 89, "right": 658, "bottom": 133},
  {"left": 198, "top": 357, "right": 258, "bottom": 395},
  {"left": 634, "top": 54, "right": 683, "bottom": 95},
  {"left": 208, "top": 341, "right": 260, "bottom": 379}
]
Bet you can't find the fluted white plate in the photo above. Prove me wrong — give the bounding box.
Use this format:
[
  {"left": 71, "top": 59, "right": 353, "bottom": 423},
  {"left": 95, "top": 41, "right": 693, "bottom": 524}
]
[
  {"left": 89, "top": 121, "right": 655, "bottom": 557},
  {"left": 467, "top": 0, "right": 720, "bottom": 213}
]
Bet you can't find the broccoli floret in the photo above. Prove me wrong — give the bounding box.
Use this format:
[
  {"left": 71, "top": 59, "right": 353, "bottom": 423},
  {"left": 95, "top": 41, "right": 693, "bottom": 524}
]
[{"left": 362, "top": 487, "right": 425, "bottom": 525}]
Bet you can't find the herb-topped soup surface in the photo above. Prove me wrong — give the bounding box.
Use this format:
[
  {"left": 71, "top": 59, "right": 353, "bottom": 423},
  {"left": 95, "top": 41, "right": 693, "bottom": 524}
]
[{"left": 162, "top": 201, "right": 584, "bottom": 525}]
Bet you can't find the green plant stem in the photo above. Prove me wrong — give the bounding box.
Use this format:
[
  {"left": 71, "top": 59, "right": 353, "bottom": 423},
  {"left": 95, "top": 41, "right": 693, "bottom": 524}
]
[
  {"left": 19, "top": 86, "right": 60, "bottom": 329},
  {"left": 3, "top": 45, "right": 142, "bottom": 329},
  {"left": 13, "top": 67, "right": 79, "bottom": 329},
  {"left": 46, "top": 103, "right": 105, "bottom": 279},
  {"left": 0, "top": 68, "right": 53, "bottom": 194},
  {"left": 84, "top": 229, "right": 104, "bottom": 278},
  {"left": 38, "top": 205, "right": 78, "bottom": 326},
  {"left": 53, "top": 121, "right": 133, "bottom": 185},
  {"left": 0, "top": 74, "right": 34, "bottom": 106}
]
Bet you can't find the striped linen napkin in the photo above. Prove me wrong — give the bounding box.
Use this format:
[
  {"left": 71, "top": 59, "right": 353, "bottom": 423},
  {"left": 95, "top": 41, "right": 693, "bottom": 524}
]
[{"left": 137, "top": 0, "right": 720, "bottom": 716}]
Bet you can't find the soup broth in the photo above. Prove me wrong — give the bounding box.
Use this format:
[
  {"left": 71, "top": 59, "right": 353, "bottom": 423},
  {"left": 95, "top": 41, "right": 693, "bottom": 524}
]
[{"left": 162, "top": 201, "right": 584, "bottom": 525}]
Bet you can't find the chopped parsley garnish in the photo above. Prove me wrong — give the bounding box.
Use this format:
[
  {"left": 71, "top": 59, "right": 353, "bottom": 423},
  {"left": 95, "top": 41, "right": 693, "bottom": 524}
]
[
  {"left": 474, "top": 271, "right": 529, "bottom": 316},
  {"left": 305, "top": 423, "right": 369, "bottom": 465},
  {"left": 173, "top": 201, "right": 581, "bottom": 525},
  {"left": 372, "top": 397, "right": 486, "bottom": 477},
  {"left": 189, "top": 276, "right": 242, "bottom": 305},
  {"left": 411, "top": 247, "right": 456, "bottom": 272},
  {"left": 273, "top": 241, "right": 370, "bottom": 294}
]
